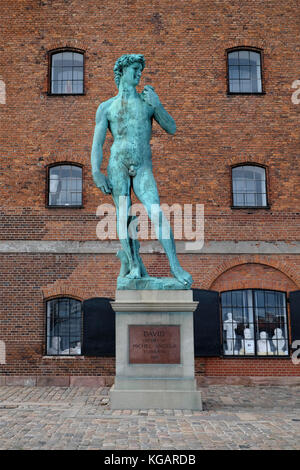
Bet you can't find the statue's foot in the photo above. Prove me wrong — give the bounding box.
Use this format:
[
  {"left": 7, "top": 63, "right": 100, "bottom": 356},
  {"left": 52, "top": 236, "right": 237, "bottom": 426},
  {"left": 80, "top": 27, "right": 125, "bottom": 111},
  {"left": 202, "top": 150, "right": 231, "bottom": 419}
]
[
  {"left": 126, "top": 265, "right": 142, "bottom": 279},
  {"left": 171, "top": 265, "right": 193, "bottom": 288}
]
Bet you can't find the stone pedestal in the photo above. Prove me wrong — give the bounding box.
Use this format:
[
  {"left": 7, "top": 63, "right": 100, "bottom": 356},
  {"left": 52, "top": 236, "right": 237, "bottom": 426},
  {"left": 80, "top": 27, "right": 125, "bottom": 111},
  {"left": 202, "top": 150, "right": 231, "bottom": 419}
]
[{"left": 110, "top": 290, "right": 202, "bottom": 410}]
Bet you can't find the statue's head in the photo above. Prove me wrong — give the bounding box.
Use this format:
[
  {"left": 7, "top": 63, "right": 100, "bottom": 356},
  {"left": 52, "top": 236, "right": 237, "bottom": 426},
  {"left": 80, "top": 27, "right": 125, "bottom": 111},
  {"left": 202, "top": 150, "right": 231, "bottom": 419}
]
[{"left": 114, "top": 54, "right": 145, "bottom": 88}]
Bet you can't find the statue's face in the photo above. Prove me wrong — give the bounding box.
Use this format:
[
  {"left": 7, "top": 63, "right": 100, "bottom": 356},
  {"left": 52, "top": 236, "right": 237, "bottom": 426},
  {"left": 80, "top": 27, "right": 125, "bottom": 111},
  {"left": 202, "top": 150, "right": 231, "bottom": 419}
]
[{"left": 121, "top": 62, "right": 143, "bottom": 87}]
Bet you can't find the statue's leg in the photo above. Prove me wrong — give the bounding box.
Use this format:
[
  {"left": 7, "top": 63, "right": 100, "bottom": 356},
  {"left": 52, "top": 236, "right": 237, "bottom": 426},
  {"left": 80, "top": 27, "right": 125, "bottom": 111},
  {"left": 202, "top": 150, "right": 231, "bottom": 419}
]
[
  {"left": 132, "top": 235, "right": 149, "bottom": 277},
  {"left": 133, "top": 168, "right": 193, "bottom": 287},
  {"left": 110, "top": 169, "right": 141, "bottom": 279}
]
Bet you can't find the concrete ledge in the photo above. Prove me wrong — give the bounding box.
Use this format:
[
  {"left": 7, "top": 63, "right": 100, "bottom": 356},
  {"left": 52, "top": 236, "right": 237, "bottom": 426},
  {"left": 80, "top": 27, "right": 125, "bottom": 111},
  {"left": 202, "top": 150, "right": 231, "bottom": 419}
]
[
  {"left": 5, "top": 376, "right": 37, "bottom": 387},
  {"left": 1, "top": 375, "right": 300, "bottom": 387},
  {"left": 0, "top": 375, "right": 113, "bottom": 387},
  {"left": 1, "top": 240, "right": 300, "bottom": 255},
  {"left": 37, "top": 376, "right": 70, "bottom": 387},
  {"left": 70, "top": 376, "right": 106, "bottom": 387},
  {"left": 196, "top": 376, "right": 300, "bottom": 387}
]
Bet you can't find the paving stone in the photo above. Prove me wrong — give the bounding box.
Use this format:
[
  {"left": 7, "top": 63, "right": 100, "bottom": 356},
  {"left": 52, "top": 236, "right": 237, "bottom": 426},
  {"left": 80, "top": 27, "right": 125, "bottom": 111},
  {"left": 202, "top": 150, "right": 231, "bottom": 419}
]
[{"left": 0, "top": 385, "right": 299, "bottom": 449}]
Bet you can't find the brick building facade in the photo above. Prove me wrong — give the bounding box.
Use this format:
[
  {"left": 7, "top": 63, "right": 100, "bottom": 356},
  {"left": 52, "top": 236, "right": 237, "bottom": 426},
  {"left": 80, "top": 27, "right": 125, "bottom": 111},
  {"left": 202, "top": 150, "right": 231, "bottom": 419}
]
[{"left": 0, "top": 0, "right": 299, "bottom": 386}]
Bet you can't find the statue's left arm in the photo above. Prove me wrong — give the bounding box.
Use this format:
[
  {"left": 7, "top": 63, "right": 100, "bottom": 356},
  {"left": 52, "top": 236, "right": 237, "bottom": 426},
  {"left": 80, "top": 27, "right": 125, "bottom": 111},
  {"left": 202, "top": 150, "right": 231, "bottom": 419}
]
[{"left": 141, "top": 85, "right": 176, "bottom": 135}]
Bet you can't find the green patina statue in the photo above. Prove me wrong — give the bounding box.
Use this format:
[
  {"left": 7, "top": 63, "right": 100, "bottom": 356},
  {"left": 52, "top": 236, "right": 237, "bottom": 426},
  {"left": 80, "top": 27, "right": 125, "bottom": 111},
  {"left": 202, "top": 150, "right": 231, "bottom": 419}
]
[{"left": 91, "top": 54, "right": 193, "bottom": 289}]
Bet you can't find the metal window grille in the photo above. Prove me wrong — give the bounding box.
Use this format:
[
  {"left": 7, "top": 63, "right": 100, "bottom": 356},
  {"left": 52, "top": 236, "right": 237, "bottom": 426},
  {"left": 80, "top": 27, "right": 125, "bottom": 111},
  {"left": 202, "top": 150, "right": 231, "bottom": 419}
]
[
  {"left": 46, "top": 298, "right": 82, "bottom": 355},
  {"left": 221, "top": 289, "right": 289, "bottom": 357}
]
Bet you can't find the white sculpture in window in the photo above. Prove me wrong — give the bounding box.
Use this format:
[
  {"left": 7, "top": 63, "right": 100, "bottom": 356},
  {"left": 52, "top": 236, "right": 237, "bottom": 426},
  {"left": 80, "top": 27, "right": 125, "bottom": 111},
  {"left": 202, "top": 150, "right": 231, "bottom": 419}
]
[
  {"left": 48, "top": 336, "right": 62, "bottom": 355},
  {"left": 243, "top": 328, "right": 255, "bottom": 354},
  {"left": 257, "top": 331, "right": 272, "bottom": 355},
  {"left": 223, "top": 312, "right": 237, "bottom": 355},
  {"left": 272, "top": 328, "right": 287, "bottom": 355}
]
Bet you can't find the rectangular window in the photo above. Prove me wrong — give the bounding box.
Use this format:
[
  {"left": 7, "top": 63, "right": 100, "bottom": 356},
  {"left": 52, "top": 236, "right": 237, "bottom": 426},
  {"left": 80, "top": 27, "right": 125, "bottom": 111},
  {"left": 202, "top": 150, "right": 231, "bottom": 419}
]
[
  {"left": 46, "top": 298, "right": 82, "bottom": 355},
  {"left": 50, "top": 51, "right": 84, "bottom": 95},
  {"left": 228, "top": 50, "right": 263, "bottom": 94},
  {"left": 48, "top": 164, "right": 82, "bottom": 207}
]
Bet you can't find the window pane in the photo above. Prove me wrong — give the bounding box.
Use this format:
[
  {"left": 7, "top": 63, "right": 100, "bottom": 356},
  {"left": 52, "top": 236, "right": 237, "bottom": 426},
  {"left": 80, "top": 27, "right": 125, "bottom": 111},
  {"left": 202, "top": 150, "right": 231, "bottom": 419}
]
[
  {"left": 240, "top": 80, "right": 252, "bottom": 92},
  {"left": 256, "top": 79, "right": 262, "bottom": 93},
  {"left": 62, "top": 68, "right": 72, "bottom": 80},
  {"left": 73, "top": 66, "right": 83, "bottom": 80},
  {"left": 61, "top": 80, "right": 73, "bottom": 94},
  {"left": 52, "top": 52, "right": 63, "bottom": 67},
  {"left": 229, "top": 80, "right": 240, "bottom": 92},
  {"left": 71, "top": 166, "right": 82, "bottom": 178},
  {"left": 249, "top": 51, "right": 261, "bottom": 66},
  {"left": 228, "top": 51, "right": 239, "bottom": 65},
  {"left": 240, "top": 66, "right": 250, "bottom": 79},
  {"left": 52, "top": 67, "right": 63, "bottom": 81},
  {"left": 51, "top": 81, "right": 61, "bottom": 94},
  {"left": 63, "top": 52, "right": 73, "bottom": 67},
  {"left": 229, "top": 66, "right": 239, "bottom": 79},
  {"left": 73, "top": 52, "right": 83, "bottom": 66},
  {"left": 72, "top": 81, "right": 84, "bottom": 94},
  {"left": 238, "top": 50, "right": 250, "bottom": 64}
]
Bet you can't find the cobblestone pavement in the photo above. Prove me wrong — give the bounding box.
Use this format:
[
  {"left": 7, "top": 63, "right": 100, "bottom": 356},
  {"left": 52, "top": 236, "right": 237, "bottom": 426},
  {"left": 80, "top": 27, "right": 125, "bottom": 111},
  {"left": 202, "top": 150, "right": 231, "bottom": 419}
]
[{"left": 0, "top": 385, "right": 299, "bottom": 450}]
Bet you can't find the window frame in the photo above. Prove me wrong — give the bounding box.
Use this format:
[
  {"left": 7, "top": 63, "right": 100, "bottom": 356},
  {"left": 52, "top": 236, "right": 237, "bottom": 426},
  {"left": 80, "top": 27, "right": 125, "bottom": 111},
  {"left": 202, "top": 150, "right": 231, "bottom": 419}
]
[
  {"left": 47, "top": 47, "right": 85, "bottom": 96},
  {"left": 45, "top": 296, "right": 83, "bottom": 357},
  {"left": 220, "top": 288, "right": 290, "bottom": 359},
  {"left": 226, "top": 47, "right": 265, "bottom": 95},
  {"left": 46, "top": 162, "right": 84, "bottom": 209},
  {"left": 230, "top": 163, "right": 270, "bottom": 210}
]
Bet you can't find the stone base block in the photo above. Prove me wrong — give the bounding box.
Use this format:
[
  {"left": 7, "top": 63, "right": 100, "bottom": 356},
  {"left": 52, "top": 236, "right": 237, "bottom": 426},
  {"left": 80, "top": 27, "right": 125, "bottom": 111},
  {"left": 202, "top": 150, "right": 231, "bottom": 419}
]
[{"left": 110, "top": 384, "right": 202, "bottom": 410}]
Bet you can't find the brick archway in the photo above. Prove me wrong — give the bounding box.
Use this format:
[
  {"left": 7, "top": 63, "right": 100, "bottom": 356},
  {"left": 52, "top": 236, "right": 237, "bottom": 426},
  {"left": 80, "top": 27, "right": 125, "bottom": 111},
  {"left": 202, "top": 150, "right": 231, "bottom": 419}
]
[
  {"left": 42, "top": 283, "right": 85, "bottom": 301},
  {"left": 209, "top": 259, "right": 299, "bottom": 292}
]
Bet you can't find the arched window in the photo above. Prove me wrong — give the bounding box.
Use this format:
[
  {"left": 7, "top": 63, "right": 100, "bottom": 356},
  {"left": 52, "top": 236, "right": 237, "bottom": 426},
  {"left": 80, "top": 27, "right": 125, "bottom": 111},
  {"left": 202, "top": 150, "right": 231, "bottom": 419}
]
[
  {"left": 46, "top": 298, "right": 82, "bottom": 356},
  {"left": 232, "top": 165, "right": 267, "bottom": 207},
  {"left": 221, "top": 289, "right": 289, "bottom": 357},
  {"left": 49, "top": 50, "right": 84, "bottom": 95},
  {"left": 48, "top": 164, "right": 82, "bottom": 207},
  {"left": 227, "top": 49, "right": 262, "bottom": 94}
]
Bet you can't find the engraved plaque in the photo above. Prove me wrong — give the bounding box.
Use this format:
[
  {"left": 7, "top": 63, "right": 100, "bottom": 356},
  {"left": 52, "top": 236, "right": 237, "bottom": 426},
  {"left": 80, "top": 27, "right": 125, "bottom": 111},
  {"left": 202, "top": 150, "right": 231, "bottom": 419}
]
[{"left": 129, "top": 325, "right": 180, "bottom": 364}]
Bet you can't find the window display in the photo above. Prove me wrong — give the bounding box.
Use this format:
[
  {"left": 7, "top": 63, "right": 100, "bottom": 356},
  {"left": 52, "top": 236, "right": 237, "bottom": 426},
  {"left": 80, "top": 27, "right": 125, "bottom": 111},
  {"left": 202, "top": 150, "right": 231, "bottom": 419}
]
[{"left": 221, "top": 290, "right": 288, "bottom": 357}]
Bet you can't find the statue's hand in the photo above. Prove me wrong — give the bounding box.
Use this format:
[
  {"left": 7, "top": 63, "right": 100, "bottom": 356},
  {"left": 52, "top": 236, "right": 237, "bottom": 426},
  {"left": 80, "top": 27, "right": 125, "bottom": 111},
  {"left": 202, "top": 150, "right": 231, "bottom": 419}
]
[
  {"left": 93, "top": 171, "right": 112, "bottom": 194},
  {"left": 141, "top": 85, "right": 161, "bottom": 108}
]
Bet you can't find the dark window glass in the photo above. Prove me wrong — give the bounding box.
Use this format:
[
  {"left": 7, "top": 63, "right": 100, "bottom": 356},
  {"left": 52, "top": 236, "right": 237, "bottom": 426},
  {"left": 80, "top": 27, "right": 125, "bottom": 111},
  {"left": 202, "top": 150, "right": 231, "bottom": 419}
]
[
  {"left": 46, "top": 298, "right": 82, "bottom": 355},
  {"left": 221, "top": 290, "right": 288, "bottom": 357},
  {"left": 228, "top": 50, "right": 262, "bottom": 93},
  {"left": 51, "top": 51, "right": 84, "bottom": 94},
  {"left": 232, "top": 165, "right": 267, "bottom": 207},
  {"left": 49, "top": 164, "right": 82, "bottom": 207}
]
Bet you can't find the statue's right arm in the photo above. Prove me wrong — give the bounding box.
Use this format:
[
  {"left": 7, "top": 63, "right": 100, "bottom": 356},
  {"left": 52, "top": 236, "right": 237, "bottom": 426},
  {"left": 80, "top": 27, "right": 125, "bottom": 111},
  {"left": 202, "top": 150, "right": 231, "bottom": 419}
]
[{"left": 91, "top": 102, "right": 112, "bottom": 194}]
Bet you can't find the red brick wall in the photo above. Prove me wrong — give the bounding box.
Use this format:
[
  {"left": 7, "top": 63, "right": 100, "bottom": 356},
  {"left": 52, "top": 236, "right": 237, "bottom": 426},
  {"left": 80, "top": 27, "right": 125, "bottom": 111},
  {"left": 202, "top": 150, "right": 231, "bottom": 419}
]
[
  {"left": 0, "top": 0, "right": 299, "bottom": 227},
  {"left": 0, "top": 253, "right": 299, "bottom": 376},
  {"left": 0, "top": 0, "right": 299, "bottom": 377}
]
